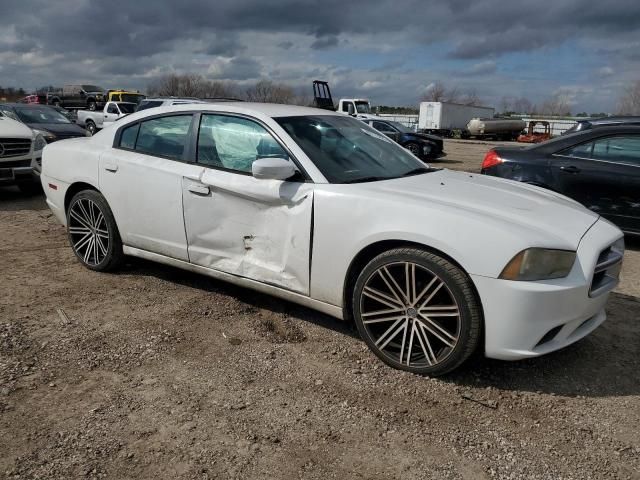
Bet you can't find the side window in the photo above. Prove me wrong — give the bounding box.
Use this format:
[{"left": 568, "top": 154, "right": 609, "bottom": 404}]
[
  {"left": 560, "top": 141, "right": 595, "bottom": 159},
  {"left": 107, "top": 104, "right": 119, "bottom": 114},
  {"left": 197, "top": 114, "right": 288, "bottom": 173},
  {"left": 119, "top": 123, "right": 139, "bottom": 150},
  {"left": 341, "top": 102, "right": 353, "bottom": 113},
  {"left": 372, "top": 121, "right": 393, "bottom": 132},
  {"left": 591, "top": 136, "right": 640, "bottom": 166},
  {"left": 133, "top": 115, "right": 192, "bottom": 160}
]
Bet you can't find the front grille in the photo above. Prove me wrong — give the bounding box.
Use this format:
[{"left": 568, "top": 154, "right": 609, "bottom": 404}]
[
  {"left": 589, "top": 240, "right": 624, "bottom": 297},
  {"left": 0, "top": 138, "right": 31, "bottom": 158},
  {"left": 0, "top": 159, "right": 31, "bottom": 168}
]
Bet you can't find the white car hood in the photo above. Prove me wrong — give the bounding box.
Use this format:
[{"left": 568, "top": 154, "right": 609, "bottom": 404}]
[
  {"left": 365, "top": 169, "right": 599, "bottom": 248},
  {"left": 0, "top": 116, "right": 33, "bottom": 138}
]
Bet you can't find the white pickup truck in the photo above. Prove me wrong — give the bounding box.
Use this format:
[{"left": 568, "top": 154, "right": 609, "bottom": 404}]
[
  {"left": 76, "top": 101, "right": 136, "bottom": 135},
  {"left": 312, "top": 81, "right": 378, "bottom": 120}
]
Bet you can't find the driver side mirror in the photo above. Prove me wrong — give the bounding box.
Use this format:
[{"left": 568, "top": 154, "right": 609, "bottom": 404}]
[
  {"left": 347, "top": 103, "right": 355, "bottom": 116},
  {"left": 252, "top": 156, "right": 296, "bottom": 181}
]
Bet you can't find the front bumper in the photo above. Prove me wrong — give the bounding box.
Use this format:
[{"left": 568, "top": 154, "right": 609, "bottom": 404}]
[
  {"left": 474, "top": 218, "right": 623, "bottom": 360},
  {"left": 0, "top": 154, "right": 41, "bottom": 185}
]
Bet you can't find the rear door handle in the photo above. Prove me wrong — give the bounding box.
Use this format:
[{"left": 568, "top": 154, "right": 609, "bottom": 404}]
[
  {"left": 187, "top": 184, "right": 210, "bottom": 196},
  {"left": 560, "top": 165, "right": 580, "bottom": 173},
  {"left": 104, "top": 163, "right": 118, "bottom": 173}
]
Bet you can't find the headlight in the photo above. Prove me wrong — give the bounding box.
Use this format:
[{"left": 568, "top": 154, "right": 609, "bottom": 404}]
[
  {"left": 33, "top": 134, "right": 47, "bottom": 151},
  {"left": 499, "top": 248, "right": 576, "bottom": 281},
  {"left": 32, "top": 129, "right": 56, "bottom": 144}
]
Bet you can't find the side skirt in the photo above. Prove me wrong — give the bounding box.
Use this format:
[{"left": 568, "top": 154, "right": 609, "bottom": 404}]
[{"left": 123, "top": 245, "right": 344, "bottom": 320}]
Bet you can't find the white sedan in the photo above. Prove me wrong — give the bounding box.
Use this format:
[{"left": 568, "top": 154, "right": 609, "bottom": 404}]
[{"left": 41, "top": 103, "right": 624, "bottom": 375}]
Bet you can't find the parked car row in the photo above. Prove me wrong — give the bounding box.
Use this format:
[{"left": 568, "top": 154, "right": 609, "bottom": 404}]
[{"left": 22, "top": 85, "right": 146, "bottom": 111}]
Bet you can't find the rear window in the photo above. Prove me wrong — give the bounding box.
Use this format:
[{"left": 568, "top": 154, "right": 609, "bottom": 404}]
[
  {"left": 119, "top": 114, "right": 192, "bottom": 160},
  {"left": 136, "top": 100, "right": 163, "bottom": 112}
]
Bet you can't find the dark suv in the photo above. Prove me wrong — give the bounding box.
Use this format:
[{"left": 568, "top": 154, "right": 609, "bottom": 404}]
[
  {"left": 47, "top": 85, "right": 106, "bottom": 111},
  {"left": 563, "top": 116, "right": 640, "bottom": 135}
]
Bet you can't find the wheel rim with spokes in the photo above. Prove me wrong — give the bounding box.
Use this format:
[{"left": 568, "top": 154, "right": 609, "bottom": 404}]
[
  {"left": 68, "top": 198, "right": 110, "bottom": 266},
  {"left": 407, "top": 144, "right": 420, "bottom": 155},
  {"left": 359, "top": 261, "right": 461, "bottom": 369}
]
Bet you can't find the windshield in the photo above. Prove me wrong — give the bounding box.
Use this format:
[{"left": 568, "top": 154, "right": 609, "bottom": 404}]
[
  {"left": 355, "top": 101, "right": 371, "bottom": 114},
  {"left": 275, "top": 115, "right": 430, "bottom": 183},
  {"left": 117, "top": 103, "right": 137, "bottom": 114},
  {"left": 15, "top": 106, "right": 71, "bottom": 124},
  {"left": 82, "top": 85, "right": 103, "bottom": 92},
  {"left": 386, "top": 120, "right": 413, "bottom": 133}
]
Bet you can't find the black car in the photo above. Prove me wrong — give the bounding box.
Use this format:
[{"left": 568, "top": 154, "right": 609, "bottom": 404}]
[
  {"left": 0, "top": 103, "right": 87, "bottom": 143},
  {"left": 563, "top": 116, "right": 640, "bottom": 135},
  {"left": 365, "top": 119, "right": 445, "bottom": 161},
  {"left": 481, "top": 126, "right": 640, "bottom": 235}
]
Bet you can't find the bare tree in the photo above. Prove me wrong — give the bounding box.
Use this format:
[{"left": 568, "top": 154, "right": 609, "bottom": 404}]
[
  {"left": 512, "top": 97, "right": 535, "bottom": 115},
  {"left": 421, "top": 82, "right": 449, "bottom": 102},
  {"left": 421, "top": 81, "right": 484, "bottom": 105},
  {"left": 460, "top": 88, "right": 482, "bottom": 106},
  {"left": 538, "top": 93, "right": 571, "bottom": 116},
  {"left": 147, "top": 73, "right": 237, "bottom": 98},
  {"left": 244, "top": 80, "right": 298, "bottom": 104},
  {"left": 617, "top": 80, "right": 640, "bottom": 115}
]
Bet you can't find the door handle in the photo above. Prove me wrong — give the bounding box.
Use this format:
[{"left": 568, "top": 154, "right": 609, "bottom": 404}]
[
  {"left": 104, "top": 163, "right": 118, "bottom": 173},
  {"left": 187, "top": 184, "right": 210, "bottom": 196},
  {"left": 560, "top": 165, "right": 580, "bottom": 174}
]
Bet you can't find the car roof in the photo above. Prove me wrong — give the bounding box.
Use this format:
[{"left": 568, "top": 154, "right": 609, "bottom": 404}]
[
  {"left": 142, "top": 97, "right": 202, "bottom": 101},
  {"left": 1, "top": 103, "right": 56, "bottom": 108},
  {"left": 580, "top": 116, "right": 640, "bottom": 125},
  {"left": 128, "top": 102, "right": 343, "bottom": 120},
  {"left": 525, "top": 125, "right": 640, "bottom": 153}
]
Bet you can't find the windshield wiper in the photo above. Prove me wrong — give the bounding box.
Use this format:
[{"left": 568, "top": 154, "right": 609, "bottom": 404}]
[
  {"left": 342, "top": 176, "right": 389, "bottom": 184},
  {"left": 400, "top": 167, "right": 432, "bottom": 177}
]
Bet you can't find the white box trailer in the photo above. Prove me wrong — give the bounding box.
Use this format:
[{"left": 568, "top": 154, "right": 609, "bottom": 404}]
[{"left": 418, "top": 102, "right": 495, "bottom": 135}]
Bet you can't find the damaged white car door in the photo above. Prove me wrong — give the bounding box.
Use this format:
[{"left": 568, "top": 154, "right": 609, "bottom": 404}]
[{"left": 182, "top": 113, "right": 314, "bottom": 294}]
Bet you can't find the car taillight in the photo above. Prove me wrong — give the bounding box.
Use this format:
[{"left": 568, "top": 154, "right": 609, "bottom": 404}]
[{"left": 481, "top": 150, "right": 503, "bottom": 170}]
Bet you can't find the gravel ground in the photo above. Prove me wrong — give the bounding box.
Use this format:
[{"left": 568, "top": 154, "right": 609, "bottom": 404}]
[{"left": 1, "top": 139, "right": 639, "bottom": 479}]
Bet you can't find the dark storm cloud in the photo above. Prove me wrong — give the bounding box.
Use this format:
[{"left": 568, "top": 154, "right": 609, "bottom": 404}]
[
  {"left": 4, "top": 0, "right": 640, "bottom": 60},
  {"left": 310, "top": 35, "right": 339, "bottom": 50},
  {"left": 1, "top": 0, "right": 639, "bottom": 112}
]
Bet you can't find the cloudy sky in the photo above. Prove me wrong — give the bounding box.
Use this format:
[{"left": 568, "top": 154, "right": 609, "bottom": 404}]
[{"left": 1, "top": 0, "right": 639, "bottom": 112}]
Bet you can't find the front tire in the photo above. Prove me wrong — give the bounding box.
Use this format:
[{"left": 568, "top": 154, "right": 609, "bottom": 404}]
[
  {"left": 405, "top": 142, "right": 421, "bottom": 156},
  {"left": 85, "top": 120, "right": 97, "bottom": 135},
  {"left": 66, "top": 190, "right": 124, "bottom": 271},
  {"left": 352, "top": 248, "right": 482, "bottom": 376}
]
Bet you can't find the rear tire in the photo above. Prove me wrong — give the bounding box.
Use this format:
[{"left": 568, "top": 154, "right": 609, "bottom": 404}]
[
  {"left": 66, "top": 190, "right": 124, "bottom": 272},
  {"left": 87, "top": 100, "right": 97, "bottom": 111},
  {"left": 352, "top": 247, "right": 482, "bottom": 376}
]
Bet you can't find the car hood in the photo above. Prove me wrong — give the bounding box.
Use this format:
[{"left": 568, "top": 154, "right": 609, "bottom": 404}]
[
  {"left": 365, "top": 169, "right": 599, "bottom": 248},
  {"left": 27, "top": 122, "right": 86, "bottom": 137},
  {"left": 411, "top": 132, "right": 442, "bottom": 143},
  {"left": 0, "top": 116, "right": 33, "bottom": 138}
]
